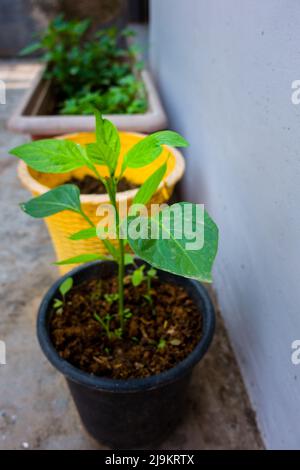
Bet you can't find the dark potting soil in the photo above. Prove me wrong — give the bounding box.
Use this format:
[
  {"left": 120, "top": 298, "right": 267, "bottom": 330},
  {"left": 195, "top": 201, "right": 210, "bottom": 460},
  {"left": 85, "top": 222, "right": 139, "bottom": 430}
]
[
  {"left": 66, "top": 174, "right": 138, "bottom": 194},
  {"left": 50, "top": 275, "right": 202, "bottom": 379}
]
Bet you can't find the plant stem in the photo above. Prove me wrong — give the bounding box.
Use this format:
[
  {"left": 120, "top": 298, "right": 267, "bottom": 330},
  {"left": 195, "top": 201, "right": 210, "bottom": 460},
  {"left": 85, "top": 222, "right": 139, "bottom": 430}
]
[
  {"left": 118, "top": 236, "right": 125, "bottom": 330},
  {"left": 111, "top": 187, "right": 125, "bottom": 330},
  {"left": 90, "top": 164, "right": 125, "bottom": 332},
  {"left": 105, "top": 177, "right": 125, "bottom": 331},
  {"left": 147, "top": 275, "right": 153, "bottom": 307},
  {"left": 147, "top": 276, "right": 151, "bottom": 296}
]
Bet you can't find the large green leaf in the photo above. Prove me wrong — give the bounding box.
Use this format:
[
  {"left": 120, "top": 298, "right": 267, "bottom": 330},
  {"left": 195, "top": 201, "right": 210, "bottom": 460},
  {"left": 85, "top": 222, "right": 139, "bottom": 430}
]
[
  {"left": 54, "top": 253, "right": 109, "bottom": 265},
  {"left": 122, "top": 130, "right": 188, "bottom": 171},
  {"left": 127, "top": 202, "right": 218, "bottom": 282},
  {"left": 20, "top": 184, "right": 81, "bottom": 218},
  {"left": 10, "top": 139, "right": 86, "bottom": 173},
  {"left": 122, "top": 137, "right": 161, "bottom": 171},
  {"left": 133, "top": 162, "right": 167, "bottom": 205}
]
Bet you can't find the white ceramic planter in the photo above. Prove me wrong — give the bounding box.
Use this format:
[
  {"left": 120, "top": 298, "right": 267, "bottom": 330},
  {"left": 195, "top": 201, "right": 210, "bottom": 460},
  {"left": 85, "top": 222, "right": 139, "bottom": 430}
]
[{"left": 7, "top": 65, "right": 167, "bottom": 139}]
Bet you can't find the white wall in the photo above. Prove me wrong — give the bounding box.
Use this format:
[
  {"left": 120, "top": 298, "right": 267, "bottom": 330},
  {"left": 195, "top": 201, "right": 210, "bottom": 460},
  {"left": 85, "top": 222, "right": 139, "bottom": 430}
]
[{"left": 150, "top": 0, "right": 300, "bottom": 449}]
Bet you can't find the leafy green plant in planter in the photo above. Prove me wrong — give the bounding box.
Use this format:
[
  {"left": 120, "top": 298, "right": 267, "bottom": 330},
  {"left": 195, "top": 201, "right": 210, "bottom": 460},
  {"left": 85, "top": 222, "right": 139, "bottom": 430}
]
[
  {"left": 10, "top": 111, "right": 219, "bottom": 448},
  {"left": 11, "top": 110, "right": 218, "bottom": 332},
  {"left": 21, "top": 15, "right": 147, "bottom": 115}
]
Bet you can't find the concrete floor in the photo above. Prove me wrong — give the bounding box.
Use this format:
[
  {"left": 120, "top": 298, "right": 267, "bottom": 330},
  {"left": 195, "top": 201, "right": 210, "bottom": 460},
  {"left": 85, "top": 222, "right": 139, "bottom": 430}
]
[{"left": 0, "top": 62, "right": 264, "bottom": 450}]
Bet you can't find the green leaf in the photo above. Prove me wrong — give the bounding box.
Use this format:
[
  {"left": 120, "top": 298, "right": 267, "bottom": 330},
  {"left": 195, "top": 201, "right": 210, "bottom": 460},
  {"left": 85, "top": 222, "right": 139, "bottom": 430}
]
[
  {"left": 94, "top": 109, "right": 104, "bottom": 143},
  {"left": 133, "top": 162, "right": 167, "bottom": 205},
  {"left": 157, "top": 338, "right": 166, "bottom": 350},
  {"left": 151, "top": 131, "right": 189, "bottom": 147},
  {"left": 103, "top": 119, "right": 120, "bottom": 172},
  {"left": 124, "top": 308, "right": 133, "bottom": 319},
  {"left": 10, "top": 139, "right": 86, "bottom": 173},
  {"left": 86, "top": 143, "right": 106, "bottom": 165},
  {"left": 87, "top": 111, "right": 120, "bottom": 173},
  {"left": 53, "top": 298, "right": 63, "bottom": 309},
  {"left": 122, "top": 135, "right": 161, "bottom": 171},
  {"left": 104, "top": 293, "right": 119, "bottom": 304},
  {"left": 103, "top": 119, "right": 120, "bottom": 157},
  {"left": 69, "top": 227, "right": 97, "bottom": 240},
  {"left": 147, "top": 268, "right": 157, "bottom": 278},
  {"left": 127, "top": 203, "right": 218, "bottom": 283},
  {"left": 122, "top": 130, "right": 189, "bottom": 171},
  {"left": 59, "top": 277, "right": 73, "bottom": 297},
  {"left": 20, "top": 185, "right": 81, "bottom": 218},
  {"left": 19, "top": 42, "right": 41, "bottom": 56},
  {"left": 132, "top": 266, "right": 145, "bottom": 287},
  {"left": 73, "top": 18, "right": 90, "bottom": 36},
  {"left": 86, "top": 140, "right": 117, "bottom": 173},
  {"left": 54, "top": 253, "right": 109, "bottom": 265}
]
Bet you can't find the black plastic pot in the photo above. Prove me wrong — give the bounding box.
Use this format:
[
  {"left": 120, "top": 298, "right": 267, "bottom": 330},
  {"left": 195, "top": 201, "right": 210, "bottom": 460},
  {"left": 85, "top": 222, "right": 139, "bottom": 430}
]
[{"left": 37, "top": 261, "right": 215, "bottom": 449}]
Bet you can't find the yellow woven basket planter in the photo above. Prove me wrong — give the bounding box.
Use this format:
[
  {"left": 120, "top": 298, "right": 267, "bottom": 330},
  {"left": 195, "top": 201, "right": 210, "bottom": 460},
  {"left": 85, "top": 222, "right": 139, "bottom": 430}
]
[{"left": 18, "top": 131, "right": 185, "bottom": 274}]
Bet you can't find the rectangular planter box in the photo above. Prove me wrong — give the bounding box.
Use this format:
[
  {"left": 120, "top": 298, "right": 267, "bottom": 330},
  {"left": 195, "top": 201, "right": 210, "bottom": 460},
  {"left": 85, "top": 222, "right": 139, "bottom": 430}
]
[{"left": 7, "top": 65, "right": 167, "bottom": 138}]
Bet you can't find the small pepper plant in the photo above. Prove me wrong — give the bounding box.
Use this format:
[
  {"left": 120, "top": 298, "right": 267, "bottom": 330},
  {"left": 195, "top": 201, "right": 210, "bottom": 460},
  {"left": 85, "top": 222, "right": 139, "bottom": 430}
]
[{"left": 10, "top": 111, "right": 218, "bottom": 337}]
